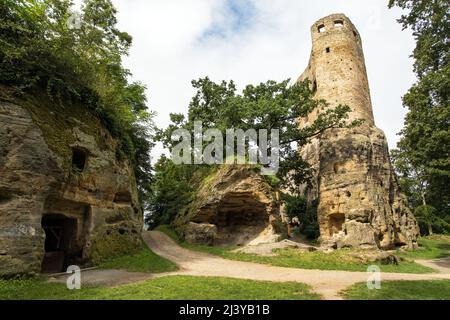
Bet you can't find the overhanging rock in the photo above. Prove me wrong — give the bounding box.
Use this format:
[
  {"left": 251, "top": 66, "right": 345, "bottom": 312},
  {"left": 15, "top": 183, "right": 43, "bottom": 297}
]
[{"left": 174, "top": 165, "right": 284, "bottom": 246}]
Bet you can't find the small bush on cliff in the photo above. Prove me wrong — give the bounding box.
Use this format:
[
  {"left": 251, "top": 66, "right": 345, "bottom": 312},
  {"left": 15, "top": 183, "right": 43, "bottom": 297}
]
[{"left": 0, "top": 0, "right": 154, "bottom": 203}]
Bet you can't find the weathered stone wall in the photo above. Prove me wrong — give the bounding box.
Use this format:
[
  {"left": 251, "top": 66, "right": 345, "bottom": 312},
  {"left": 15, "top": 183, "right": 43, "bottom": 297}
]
[
  {"left": 297, "top": 14, "right": 419, "bottom": 249},
  {"left": 174, "top": 165, "right": 283, "bottom": 246},
  {"left": 0, "top": 98, "right": 143, "bottom": 277}
]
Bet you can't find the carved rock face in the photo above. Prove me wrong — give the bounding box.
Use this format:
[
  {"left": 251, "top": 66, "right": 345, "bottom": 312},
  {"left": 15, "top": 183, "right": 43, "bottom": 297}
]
[
  {"left": 175, "top": 165, "right": 283, "bottom": 246},
  {"left": 0, "top": 101, "right": 143, "bottom": 277},
  {"left": 313, "top": 126, "right": 419, "bottom": 249},
  {"left": 297, "top": 14, "right": 419, "bottom": 250}
]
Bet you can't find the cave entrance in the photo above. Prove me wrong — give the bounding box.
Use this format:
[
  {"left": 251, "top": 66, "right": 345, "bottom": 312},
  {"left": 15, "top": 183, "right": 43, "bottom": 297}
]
[
  {"left": 41, "top": 214, "right": 80, "bottom": 273},
  {"left": 214, "top": 192, "right": 269, "bottom": 246},
  {"left": 328, "top": 213, "right": 345, "bottom": 236}
]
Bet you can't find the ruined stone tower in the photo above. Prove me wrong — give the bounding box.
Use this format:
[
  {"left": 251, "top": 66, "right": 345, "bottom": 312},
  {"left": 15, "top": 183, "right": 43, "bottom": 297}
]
[{"left": 298, "top": 14, "right": 419, "bottom": 250}]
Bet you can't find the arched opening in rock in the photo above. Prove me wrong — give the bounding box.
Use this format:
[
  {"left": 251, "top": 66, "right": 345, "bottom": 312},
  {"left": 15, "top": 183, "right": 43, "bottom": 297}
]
[
  {"left": 41, "top": 214, "right": 79, "bottom": 273},
  {"left": 71, "top": 148, "right": 87, "bottom": 173},
  {"left": 328, "top": 213, "right": 345, "bottom": 236},
  {"left": 213, "top": 192, "right": 269, "bottom": 246}
]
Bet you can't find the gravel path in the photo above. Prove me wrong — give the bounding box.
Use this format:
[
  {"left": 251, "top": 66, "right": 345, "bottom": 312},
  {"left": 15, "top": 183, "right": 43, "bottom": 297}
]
[
  {"left": 48, "top": 231, "right": 450, "bottom": 300},
  {"left": 142, "top": 231, "right": 450, "bottom": 300}
]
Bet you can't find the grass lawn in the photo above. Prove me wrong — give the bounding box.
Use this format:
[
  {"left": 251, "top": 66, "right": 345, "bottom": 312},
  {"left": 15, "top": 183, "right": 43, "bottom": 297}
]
[
  {"left": 343, "top": 280, "right": 450, "bottom": 300},
  {"left": 397, "top": 235, "right": 450, "bottom": 260},
  {"left": 183, "top": 244, "right": 434, "bottom": 274},
  {"left": 98, "top": 245, "right": 178, "bottom": 273},
  {"left": 155, "top": 225, "right": 436, "bottom": 274},
  {"left": 0, "top": 276, "right": 320, "bottom": 300}
]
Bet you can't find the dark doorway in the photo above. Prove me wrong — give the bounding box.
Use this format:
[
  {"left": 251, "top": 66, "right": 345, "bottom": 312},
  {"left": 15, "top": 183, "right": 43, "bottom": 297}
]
[{"left": 41, "top": 214, "right": 78, "bottom": 273}]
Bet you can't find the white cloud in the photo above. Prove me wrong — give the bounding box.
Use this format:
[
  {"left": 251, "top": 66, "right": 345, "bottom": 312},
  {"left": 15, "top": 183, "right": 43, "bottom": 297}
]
[{"left": 98, "top": 0, "right": 416, "bottom": 161}]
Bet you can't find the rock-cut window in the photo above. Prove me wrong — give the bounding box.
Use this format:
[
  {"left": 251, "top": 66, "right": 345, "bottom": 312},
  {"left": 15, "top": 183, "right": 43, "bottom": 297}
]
[
  {"left": 71, "top": 148, "right": 87, "bottom": 173},
  {"left": 334, "top": 20, "right": 344, "bottom": 27},
  {"left": 318, "top": 24, "right": 326, "bottom": 33}
]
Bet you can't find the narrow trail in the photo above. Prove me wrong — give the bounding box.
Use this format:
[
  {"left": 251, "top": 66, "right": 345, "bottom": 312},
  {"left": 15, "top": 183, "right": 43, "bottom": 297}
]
[
  {"left": 48, "top": 231, "right": 450, "bottom": 300},
  {"left": 142, "top": 231, "right": 450, "bottom": 300}
]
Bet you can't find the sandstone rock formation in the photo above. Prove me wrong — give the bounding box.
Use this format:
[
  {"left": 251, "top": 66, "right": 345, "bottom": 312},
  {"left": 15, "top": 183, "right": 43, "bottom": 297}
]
[
  {"left": 297, "top": 14, "right": 419, "bottom": 250},
  {"left": 174, "top": 165, "right": 283, "bottom": 246},
  {"left": 0, "top": 97, "right": 143, "bottom": 277}
]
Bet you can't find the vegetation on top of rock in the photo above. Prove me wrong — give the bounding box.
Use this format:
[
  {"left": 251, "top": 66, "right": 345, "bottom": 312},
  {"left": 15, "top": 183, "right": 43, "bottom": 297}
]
[{"left": 0, "top": 0, "right": 154, "bottom": 204}]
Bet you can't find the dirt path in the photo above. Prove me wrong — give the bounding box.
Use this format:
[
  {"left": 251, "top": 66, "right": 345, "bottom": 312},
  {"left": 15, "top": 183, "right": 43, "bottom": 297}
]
[
  {"left": 48, "top": 231, "right": 450, "bottom": 300},
  {"left": 142, "top": 231, "right": 450, "bottom": 300},
  {"left": 415, "top": 257, "right": 450, "bottom": 274},
  {"left": 48, "top": 269, "right": 156, "bottom": 287}
]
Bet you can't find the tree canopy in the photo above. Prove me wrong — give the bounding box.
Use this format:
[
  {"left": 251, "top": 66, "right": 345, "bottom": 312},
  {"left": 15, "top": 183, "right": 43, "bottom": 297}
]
[
  {"left": 148, "top": 77, "right": 356, "bottom": 227},
  {"left": 0, "top": 0, "right": 154, "bottom": 204},
  {"left": 388, "top": 0, "right": 450, "bottom": 223}
]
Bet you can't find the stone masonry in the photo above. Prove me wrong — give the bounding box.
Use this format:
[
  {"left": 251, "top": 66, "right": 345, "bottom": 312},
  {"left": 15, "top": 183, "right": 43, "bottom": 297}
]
[{"left": 297, "top": 14, "right": 419, "bottom": 250}]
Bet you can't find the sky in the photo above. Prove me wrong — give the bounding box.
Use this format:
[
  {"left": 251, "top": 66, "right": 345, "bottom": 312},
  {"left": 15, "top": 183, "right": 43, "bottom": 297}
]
[{"left": 75, "top": 0, "right": 417, "bottom": 162}]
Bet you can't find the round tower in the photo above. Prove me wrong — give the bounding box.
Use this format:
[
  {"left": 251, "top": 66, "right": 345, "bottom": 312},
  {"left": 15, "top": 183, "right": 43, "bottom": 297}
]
[
  {"left": 296, "top": 14, "right": 419, "bottom": 250},
  {"left": 299, "top": 13, "right": 375, "bottom": 126}
]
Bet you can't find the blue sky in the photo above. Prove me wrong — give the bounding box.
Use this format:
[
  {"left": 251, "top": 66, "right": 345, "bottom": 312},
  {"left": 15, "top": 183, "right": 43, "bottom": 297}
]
[{"left": 201, "top": 0, "right": 256, "bottom": 40}]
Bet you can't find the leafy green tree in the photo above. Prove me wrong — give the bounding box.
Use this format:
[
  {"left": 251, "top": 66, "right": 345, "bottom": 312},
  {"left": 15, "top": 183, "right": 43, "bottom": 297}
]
[
  {"left": 388, "top": 0, "right": 450, "bottom": 218},
  {"left": 282, "top": 194, "right": 319, "bottom": 240},
  {"left": 150, "top": 77, "right": 358, "bottom": 228},
  {"left": 0, "top": 0, "right": 154, "bottom": 206},
  {"left": 158, "top": 77, "right": 358, "bottom": 193},
  {"left": 145, "top": 155, "right": 212, "bottom": 228},
  {"left": 414, "top": 205, "right": 450, "bottom": 236}
]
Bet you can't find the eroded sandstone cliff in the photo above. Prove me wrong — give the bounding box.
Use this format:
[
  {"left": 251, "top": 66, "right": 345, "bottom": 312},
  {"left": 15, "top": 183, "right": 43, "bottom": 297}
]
[
  {"left": 0, "top": 97, "right": 143, "bottom": 277},
  {"left": 174, "top": 165, "right": 284, "bottom": 246}
]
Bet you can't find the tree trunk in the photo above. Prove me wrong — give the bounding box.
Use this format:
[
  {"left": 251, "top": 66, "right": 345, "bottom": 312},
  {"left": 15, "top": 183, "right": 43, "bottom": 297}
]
[
  {"left": 428, "top": 223, "right": 434, "bottom": 236},
  {"left": 421, "top": 192, "right": 433, "bottom": 235}
]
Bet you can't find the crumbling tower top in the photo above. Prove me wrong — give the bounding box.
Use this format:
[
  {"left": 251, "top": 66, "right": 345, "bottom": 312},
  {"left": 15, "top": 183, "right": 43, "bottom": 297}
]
[{"left": 299, "top": 14, "right": 375, "bottom": 126}]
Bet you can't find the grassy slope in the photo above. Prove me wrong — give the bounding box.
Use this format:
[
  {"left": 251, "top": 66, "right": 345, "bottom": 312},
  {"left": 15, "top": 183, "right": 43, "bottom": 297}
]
[
  {"left": 155, "top": 225, "right": 436, "bottom": 274},
  {"left": 343, "top": 280, "right": 450, "bottom": 300},
  {"left": 0, "top": 276, "right": 320, "bottom": 300},
  {"left": 397, "top": 235, "right": 450, "bottom": 260},
  {"left": 98, "top": 246, "right": 178, "bottom": 273}
]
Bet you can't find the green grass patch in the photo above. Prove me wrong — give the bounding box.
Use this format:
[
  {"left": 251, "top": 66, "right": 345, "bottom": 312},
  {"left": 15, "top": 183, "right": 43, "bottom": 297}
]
[
  {"left": 343, "top": 280, "right": 450, "bottom": 300},
  {"left": 182, "top": 244, "right": 434, "bottom": 274},
  {"left": 397, "top": 235, "right": 450, "bottom": 260},
  {"left": 0, "top": 276, "right": 320, "bottom": 300},
  {"left": 156, "top": 225, "right": 435, "bottom": 274},
  {"left": 98, "top": 246, "right": 178, "bottom": 273},
  {"left": 155, "top": 225, "right": 442, "bottom": 273}
]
